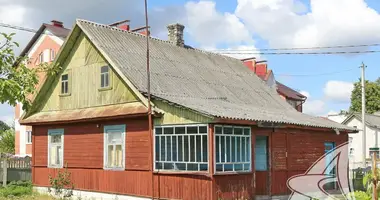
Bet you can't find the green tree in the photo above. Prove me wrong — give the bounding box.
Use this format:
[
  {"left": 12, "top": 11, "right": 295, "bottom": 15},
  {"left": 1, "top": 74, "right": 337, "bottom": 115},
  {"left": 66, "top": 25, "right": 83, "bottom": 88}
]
[
  {"left": 0, "top": 128, "right": 15, "bottom": 154},
  {"left": 0, "top": 32, "right": 38, "bottom": 111},
  {"left": 350, "top": 78, "right": 380, "bottom": 114},
  {"left": 0, "top": 120, "right": 9, "bottom": 132}
]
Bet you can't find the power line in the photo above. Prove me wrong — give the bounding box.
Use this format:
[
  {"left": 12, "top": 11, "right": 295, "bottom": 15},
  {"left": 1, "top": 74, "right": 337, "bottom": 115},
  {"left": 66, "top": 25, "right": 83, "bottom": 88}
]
[
  {"left": 0, "top": 22, "right": 39, "bottom": 34},
  {"left": 219, "top": 50, "right": 380, "bottom": 55},
  {"left": 212, "top": 43, "right": 380, "bottom": 52},
  {"left": 274, "top": 67, "right": 357, "bottom": 77}
]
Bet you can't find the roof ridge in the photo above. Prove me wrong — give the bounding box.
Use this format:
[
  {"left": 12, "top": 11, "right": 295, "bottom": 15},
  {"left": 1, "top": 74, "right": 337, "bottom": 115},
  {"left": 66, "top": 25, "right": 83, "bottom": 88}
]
[{"left": 75, "top": 19, "right": 242, "bottom": 62}]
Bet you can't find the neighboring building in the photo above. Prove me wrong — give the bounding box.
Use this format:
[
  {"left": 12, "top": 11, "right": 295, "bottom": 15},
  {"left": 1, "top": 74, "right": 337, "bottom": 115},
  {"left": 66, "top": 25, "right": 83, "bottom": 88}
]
[
  {"left": 242, "top": 59, "right": 307, "bottom": 112},
  {"left": 20, "top": 19, "right": 354, "bottom": 200},
  {"left": 329, "top": 113, "right": 380, "bottom": 168},
  {"left": 14, "top": 20, "right": 70, "bottom": 157}
]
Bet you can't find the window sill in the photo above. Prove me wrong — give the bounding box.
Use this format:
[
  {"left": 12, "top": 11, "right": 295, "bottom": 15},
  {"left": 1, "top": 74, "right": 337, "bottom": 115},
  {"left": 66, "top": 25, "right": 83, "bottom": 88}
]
[
  {"left": 103, "top": 167, "right": 125, "bottom": 171},
  {"left": 26, "top": 143, "right": 32, "bottom": 145},
  {"left": 214, "top": 171, "right": 253, "bottom": 176},
  {"left": 48, "top": 165, "right": 63, "bottom": 169},
  {"left": 153, "top": 170, "right": 211, "bottom": 177},
  {"left": 98, "top": 87, "right": 113, "bottom": 92},
  {"left": 59, "top": 93, "right": 71, "bottom": 97}
]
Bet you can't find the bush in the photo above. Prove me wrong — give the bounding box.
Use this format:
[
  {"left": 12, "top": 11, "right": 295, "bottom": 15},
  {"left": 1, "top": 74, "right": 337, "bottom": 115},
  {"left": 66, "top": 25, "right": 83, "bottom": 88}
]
[
  {"left": 0, "top": 181, "right": 33, "bottom": 197},
  {"left": 349, "top": 191, "right": 371, "bottom": 200}
]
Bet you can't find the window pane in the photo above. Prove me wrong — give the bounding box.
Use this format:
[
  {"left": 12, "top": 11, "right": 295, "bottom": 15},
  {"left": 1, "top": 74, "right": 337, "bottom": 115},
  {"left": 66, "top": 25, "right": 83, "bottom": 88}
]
[
  {"left": 231, "top": 137, "right": 235, "bottom": 162},
  {"left": 164, "top": 127, "right": 174, "bottom": 134},
  {"left": 255, "top": 136, "right": 268, "bottom": 171},
  {"left": 155, "top": 136, "right": 160, "bottom": 161},
  {"left": 105, "top": 74, "right": 109, "bottom": 87},
  {"left": 234, "top": 128, "right": 243, "bottom": 135},
  {"left": 199, "top": 126, "right": 207, "bottom": 133},
  {"left": 101, "top": 66, "right": 109, "bottom": 73},
  {"left": 184, "top": 136, "right": 189, "bottom": 162},
  {"left": 164, "top": 163, "right": 174, "bottom": 170},
  {"left": 176, "top": 163, "right": 186, "bottom": 170},
  {"left": 244, "top": 128, "right": 250, "bottom": 135},
  {"left": 108, "top": 145, "right": 114, "bottom": 167},
  {"left": 101, "top": 74, "right": 105, "bottom": 88},
  {"left": 57, "top": 146, "right": 62, "bottom": 165},
  {"left": 216, "top": 164, "right": 223, "bottom": 172},
  {"left": 178, "top": 136, "right": 183, "bottom": 161},
  {"left": 108, "top": 132, "right": 122, "bottom": 144},
  {"left": 224, "top": 127, "right": 233, "bottom": 135},
  {"left": 224, "top": 164, "right": 233, "bottom": 171},
  {"left": 156, "top": 162, "right": 162, "bottom": 169},
  {"left": 216, "top": 136, "right": 220, "bottom": 163},
  {"left": 62, "top": 74, "right": 68, "bottom": 81},
  {"left": 196, "top": 135, "right": 202, "bottom": 162},
  {"left": 175, "top": 127, "right": 185, "bottom": 134},
  {"left": 215, "top": 126, "right": 222, "bottom": 134},
  {"left": 187, "top": 163, "right": 198, "bottom": 171},
  {"left": 202, "top": 135, "right": 208, "bottom": 162},
  {"left": 237, "top": 137, "right": 241, "bottom": 162},
  {"left": 166, "top": 136, "right": 172, "bottom": 161},
  {"left": 190, "top": 135, "right": 195, "bottom": 162},
  {"left": 61, "top": 82, "right": 65, "bottom": 94},
  {"left": 51, "top": 135, "right": 61, "bottom": 143},
  {"left": 155, "top": 128, "right": 162, "bottom": 135},
  {"left": 200, "top": 164, "right": 208, "bottom": 171},
  {"left": 50, "top": 146, "right": 57, "bottom": 165},
  {"left": 160, "top": 137, "right": 165, "bottom": 161},
  {"left": 234, "top": 164, "right": 243, "bottom": 171},
  {"left": 226, "top": 136, "right": 231, "bottom": 162},
  {"left": 221, "top": 136, "right": 225, "bottom": 162},
  {"left": 115, "top": 145, "right": 122, "bottom": 167},
  {"left": 172, "top": 136, "right": 177, "bottom": 162},
  {"left": 242, "top": 138, "right": 246, "bottom": 162},
  {"left": 187, "top": 126, "right": 198, "bottom": 134}
]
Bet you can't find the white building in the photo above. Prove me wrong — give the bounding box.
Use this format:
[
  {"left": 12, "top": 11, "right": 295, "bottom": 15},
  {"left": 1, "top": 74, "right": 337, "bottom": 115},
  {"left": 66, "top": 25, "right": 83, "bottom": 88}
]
[{"left": 328, "top": 112, "right": 380, "bottom": 168}]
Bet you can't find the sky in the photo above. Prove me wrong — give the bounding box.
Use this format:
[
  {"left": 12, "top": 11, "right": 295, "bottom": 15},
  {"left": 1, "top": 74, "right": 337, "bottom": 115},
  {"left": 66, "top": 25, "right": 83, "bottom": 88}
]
[{"left": 0, "top": 0, "right": 380, "bottom": 124}]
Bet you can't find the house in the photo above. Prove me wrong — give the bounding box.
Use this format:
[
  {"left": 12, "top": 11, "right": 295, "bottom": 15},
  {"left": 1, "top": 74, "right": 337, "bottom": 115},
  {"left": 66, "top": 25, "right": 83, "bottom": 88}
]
[
  {"left": 14, "top": 20, "right": 70, "bottom": 157},
  {"left": 242, "top": 59, "right": 307, "bottom": 112},
  {"left": 329, "top": 112, "right": 380, "bottom": 168},
  {"left": 20, "top": 19, "right": 354, "bottom": 200},
  {"left": 14, "top": 20, "right": 148, "bottom": 157}
]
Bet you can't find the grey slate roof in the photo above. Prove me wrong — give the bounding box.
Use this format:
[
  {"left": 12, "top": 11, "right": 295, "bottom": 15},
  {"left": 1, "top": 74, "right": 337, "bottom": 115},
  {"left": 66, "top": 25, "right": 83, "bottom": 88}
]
[
  {"left": 343, "top": 113, "right": 380, "bottom": 129},
  {"left": 77, "top": 19, "right": 354, "bottom": 131}
]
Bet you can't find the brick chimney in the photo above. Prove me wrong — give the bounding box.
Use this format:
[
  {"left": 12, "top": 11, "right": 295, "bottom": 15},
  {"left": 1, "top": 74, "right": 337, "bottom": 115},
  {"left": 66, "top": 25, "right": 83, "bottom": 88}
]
[
  {"left": 51, "top": 20, "right": 63, "bottom": 28},
  {"left": 109, "top": 19, "right": 130, "bottom": 31},
  {"left": 167, "top": 23, "right": 185, "bottom": 47}
]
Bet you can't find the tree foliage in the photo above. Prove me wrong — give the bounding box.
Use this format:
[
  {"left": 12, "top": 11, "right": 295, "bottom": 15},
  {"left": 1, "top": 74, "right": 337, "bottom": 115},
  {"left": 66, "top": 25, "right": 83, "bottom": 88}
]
[
  {"left": 0, "top": 32, "right": 38, "bottom": 111},
  {"left": 0, "top": 128, "right": 15, "bottom": 154},
  {"left": 350, "top": 78, "right": 380, "bottom": 114}
]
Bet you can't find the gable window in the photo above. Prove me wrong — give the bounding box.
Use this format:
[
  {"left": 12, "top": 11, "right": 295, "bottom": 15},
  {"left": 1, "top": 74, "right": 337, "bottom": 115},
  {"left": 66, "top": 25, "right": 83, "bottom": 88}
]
[
  {"left": 104, "top": 125, "right": 125, "bottom": 170},
  {"left": 100, "top": 66, "right": 110, "bottom": 88},
  {"left": 154, "top": 124, "right": 208, "bottom": 172},
  {"left": 215, "top": 125, "right": 251, "bottom": 172},
  {"left": 61, "top": 74, "right": 69, "bottom": 94},
  {"left": 50, "top": 49, "right": 55, "bottom": 61},
  {"left": 38, "top": 53, "right": 44, "bottom": 64},
  {"left": 48, "top": 129, "right": 64, "bottom": 168},
  {"left": 26, "top": 131, "right": 32, "bottom": 144}
]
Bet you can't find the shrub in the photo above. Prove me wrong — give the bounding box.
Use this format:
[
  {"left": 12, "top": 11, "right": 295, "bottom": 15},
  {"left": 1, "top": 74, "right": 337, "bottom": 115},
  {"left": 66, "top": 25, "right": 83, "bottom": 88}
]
[
  {"left": 349, "top": 191, "right": 371, "bottom": 200},
  {"left": 0, "top": 181, "right": 33, "bottom": 197}
]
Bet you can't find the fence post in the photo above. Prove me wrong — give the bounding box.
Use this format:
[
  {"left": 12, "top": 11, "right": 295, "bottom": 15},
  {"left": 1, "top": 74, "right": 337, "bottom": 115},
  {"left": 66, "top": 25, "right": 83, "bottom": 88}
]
[{"left": 2, "top": 157, "right": 7, "bottom": 187}]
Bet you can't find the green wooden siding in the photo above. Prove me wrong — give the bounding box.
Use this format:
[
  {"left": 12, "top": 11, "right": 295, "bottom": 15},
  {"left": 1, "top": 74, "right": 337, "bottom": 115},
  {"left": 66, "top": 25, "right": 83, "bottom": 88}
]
[
  {"left": 153, "top": 100, "right": 212, "bottom": 125},
  {"left": 41, "top": 32, "right": 138, "bottom": 111}
]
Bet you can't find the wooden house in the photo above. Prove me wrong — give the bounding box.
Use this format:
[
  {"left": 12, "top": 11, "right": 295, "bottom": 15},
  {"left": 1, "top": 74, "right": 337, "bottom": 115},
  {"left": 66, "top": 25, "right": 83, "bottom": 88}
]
[{"left": 20, "top": 19, "right": 354, "bottom": 200}]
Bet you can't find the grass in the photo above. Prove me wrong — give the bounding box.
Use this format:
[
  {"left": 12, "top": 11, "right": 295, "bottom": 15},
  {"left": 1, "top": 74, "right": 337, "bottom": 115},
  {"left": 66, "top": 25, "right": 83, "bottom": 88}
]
[
  {"left": 0, "top": 194, "right": 56, "bottom": 200},
  {"left": 0, "top": 181, "right": 56, "bottom": 200}
]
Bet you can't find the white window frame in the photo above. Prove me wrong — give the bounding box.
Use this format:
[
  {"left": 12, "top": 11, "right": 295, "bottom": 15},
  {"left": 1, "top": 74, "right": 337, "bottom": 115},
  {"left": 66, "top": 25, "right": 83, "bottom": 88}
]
[
  {"left": 61, "top": 74, "right": 69, "bottom": 94},
  {"left": 48, "top": 129, "right": 64, "bottom": 168},
  {"left": 100, "top": 66, "right": 110, "bottom": 88},
  {"left": 38, "top": 53, "right": 44, "bottom": 64},
  {"left": 214, "top": 125, "right": 251, "bottom": 173},
  {"left": 26, "top": 131, "right": 32, "bottom": 144},
  {"left": 103, "top": 125, "right": 126, "bottom": 170},
  {"left": 154, "top": 124, "right": 209, "bottom": 172},
  {"left": 50, "top": 49, "right": 55, "bottom": 61}
]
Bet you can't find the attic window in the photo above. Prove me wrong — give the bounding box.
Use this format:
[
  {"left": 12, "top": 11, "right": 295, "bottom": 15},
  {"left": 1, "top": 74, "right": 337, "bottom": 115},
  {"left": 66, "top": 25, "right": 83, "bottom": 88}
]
[
  {"left": 61, "top": 74, "right": 69, "bottom": 94},
  {"left": 100, "top": 66, "right": 110, "bottom": 88}
]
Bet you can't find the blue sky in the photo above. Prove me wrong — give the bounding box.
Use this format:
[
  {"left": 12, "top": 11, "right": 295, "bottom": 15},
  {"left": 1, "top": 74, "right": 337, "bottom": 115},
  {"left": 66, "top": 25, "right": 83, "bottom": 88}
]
[{"left": 1, "top": 0, "right": 380, "bottom": 123}]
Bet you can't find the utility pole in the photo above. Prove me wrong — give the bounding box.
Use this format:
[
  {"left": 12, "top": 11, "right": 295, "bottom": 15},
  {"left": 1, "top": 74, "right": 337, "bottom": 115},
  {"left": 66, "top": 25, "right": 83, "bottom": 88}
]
[{"left": 361, "top": 62, "right": 366, "bottom": 168}]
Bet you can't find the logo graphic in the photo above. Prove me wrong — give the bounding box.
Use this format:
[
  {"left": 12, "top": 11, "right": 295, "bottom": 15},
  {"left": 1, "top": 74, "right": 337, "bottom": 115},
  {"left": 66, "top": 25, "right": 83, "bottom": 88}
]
[{"left": 287, "top": 142, "right": 353, "bottom": 200}]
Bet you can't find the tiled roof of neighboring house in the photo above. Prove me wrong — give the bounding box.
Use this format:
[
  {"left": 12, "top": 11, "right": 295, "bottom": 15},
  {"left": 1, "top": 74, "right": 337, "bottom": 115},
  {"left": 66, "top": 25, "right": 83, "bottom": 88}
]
[
  {"left": 19, "top": 22, "right": 70, "bottom": 58},
  {"left": 39, "top": 19, "right": 353, "bottom": 131},
  {"left": 342, "top": 113, "right": 380, "bottom": 129},
  {"left": 276, "top": 81, "right": 307, "bottom": 101}
]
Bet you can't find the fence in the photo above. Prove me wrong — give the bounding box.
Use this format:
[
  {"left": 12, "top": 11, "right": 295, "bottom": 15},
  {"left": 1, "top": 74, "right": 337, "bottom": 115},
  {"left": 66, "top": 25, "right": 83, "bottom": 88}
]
[{"left": 0, "top": 156, "right": 32, "bottom": 186}]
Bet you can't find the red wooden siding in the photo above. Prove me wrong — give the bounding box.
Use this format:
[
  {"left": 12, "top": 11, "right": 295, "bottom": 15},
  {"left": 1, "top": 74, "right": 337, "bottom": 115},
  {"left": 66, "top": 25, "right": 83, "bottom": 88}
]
[
  {"left": 214, "top": 174, "right": 254, "bottom": 199},
  {"left": 255, "top": 171, "right": 268, "bottom": 195}
]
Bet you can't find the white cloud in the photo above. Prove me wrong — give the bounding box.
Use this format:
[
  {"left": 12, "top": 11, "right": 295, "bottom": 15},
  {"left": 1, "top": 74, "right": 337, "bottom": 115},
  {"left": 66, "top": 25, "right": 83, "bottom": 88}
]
[
  {"left": 299, "top": 90, "right": 310, "bottom": 98},
  {"left": 323, "top": 80, "right": 354, "bottom": 103},
  {"left": 303, "top": 99, "right": 326, "bottom": 116},
  {"left": 185, "top": 1, "right": 253, "bottom": 48},
  {"left": 235, "top": 0, "right": 380, "bottom": 48}
]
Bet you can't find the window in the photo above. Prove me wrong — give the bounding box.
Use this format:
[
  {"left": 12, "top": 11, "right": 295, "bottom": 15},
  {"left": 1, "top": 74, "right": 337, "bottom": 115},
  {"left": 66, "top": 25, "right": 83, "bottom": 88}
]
[
  {"left": 255, "top": 136, "right": 268, "bottom": 171},
  {"left": 104, "top": 125, "right": 125, "bottom": 170},
  {"left": 215, "top": 125, "right": 251, "bottom": 172},
  {"left": 61, "top": 74, "right": 69, "bottom": 94},
  {"left": 100, "top": 66, "right": 110, "bottom": 88},
  {"left": 154, "top": 124, "right": 208, "bottom": 172},
  {"left": 38, "top": 53, "right": 44, "bottom": 64},
  {"left": 50, "top": 49, "right": 55, "bottom": 61},
  {"left": 324, "top": 142, "right": 336, "bottom": 175},
  {"left": 26, "top": 131, "right": 32, "bottom": 144},
  {"left": 48, "top": 129, "right": 64, "bottom": 168}
]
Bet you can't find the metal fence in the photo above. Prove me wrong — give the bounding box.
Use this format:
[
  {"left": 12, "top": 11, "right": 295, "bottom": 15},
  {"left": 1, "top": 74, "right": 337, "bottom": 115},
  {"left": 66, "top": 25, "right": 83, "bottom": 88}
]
[{"left": 0, "top": 156, "right": 32, "bottom": 186}]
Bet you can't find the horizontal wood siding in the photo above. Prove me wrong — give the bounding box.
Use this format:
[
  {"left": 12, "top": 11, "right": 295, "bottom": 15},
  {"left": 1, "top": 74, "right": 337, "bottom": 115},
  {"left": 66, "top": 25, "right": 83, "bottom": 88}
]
[{"left": 214, "top": 174, "right": 254, "bottom": 200}]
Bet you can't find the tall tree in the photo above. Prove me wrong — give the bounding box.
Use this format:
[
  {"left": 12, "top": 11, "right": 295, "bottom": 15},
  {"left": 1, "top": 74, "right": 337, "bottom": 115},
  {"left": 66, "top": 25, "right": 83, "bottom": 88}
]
[
  {"left": 350, "top": 78, "right": 380, "bottom": 114},
  {"left": 0, "top": 32, "right": 38, "bottom": 111}
]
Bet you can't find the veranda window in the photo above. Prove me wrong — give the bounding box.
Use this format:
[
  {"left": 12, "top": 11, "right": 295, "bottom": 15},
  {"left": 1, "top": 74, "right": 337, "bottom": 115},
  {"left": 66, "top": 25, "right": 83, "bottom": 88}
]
[
  {"left": 215, "top": 125, "right": 251, "bottom": 172},
  {"left": 48, "top": 129, "right": 64, "bottom": 168},
  {"left": 154, "top": 124, "right": 208, "bottom": 172},
  {"left": 104, "top": 125, "right": 125, "bottom": 170}
]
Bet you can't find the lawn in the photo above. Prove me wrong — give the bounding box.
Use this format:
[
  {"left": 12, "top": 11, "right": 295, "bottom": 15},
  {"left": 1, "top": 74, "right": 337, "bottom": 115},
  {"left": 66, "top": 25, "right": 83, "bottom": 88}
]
[
  {"left": 0, "top": 194, "right": 55, "bottom": 200},
  {"left": 0, "top": 181, "right": 56, "bottom": 200}
]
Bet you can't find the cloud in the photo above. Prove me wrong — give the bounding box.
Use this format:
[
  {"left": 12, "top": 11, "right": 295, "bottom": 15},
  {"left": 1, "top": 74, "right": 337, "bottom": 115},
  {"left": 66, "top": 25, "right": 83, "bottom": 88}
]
[
  {"left": 185, "top": 1, "right": 253, "bottom": 48},
  {"left": 299, "top": 90, "right": 310, "bottom": 98},
  {"left": 323, "top": 80, "right": 354, "bottom": 103},
  {"left": 303, "top": 99, "right": 326, "bottom": 116},
  {"left": 235, "top": 0, "right": 380, "bottom": 48}
]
